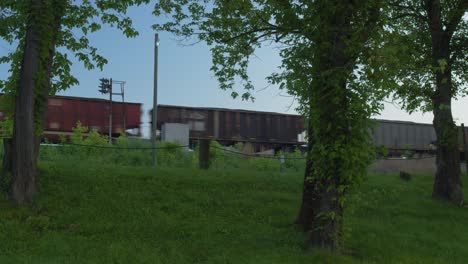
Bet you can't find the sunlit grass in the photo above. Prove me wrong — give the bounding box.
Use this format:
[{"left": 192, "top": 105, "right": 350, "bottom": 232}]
[{"left": 0, "top": 161, "right": 467, "bottom": 263}]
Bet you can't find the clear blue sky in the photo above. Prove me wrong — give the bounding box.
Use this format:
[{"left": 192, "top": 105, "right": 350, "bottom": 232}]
[{"left": 1, "top": 5, "right": 467, "bottom": 137}]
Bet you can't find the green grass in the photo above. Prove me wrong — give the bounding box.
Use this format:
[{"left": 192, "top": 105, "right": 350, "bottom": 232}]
[{"left": 1, "top": 162, "right": 467, "bottom": 263}]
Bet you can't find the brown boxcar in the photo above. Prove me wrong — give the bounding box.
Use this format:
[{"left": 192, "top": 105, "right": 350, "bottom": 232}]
[
  {"left": 155, "top": 105, "right": 305, "bottom": 148},
  {"left": 154, "top": 105, "right": 468, "bottom": 155}
]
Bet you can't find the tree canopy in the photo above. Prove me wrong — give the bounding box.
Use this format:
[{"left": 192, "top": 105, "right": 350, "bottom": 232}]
[
  {"left": 0, "top": 0, "right": 150, "bottom": 98},
  {"left": 382, "top": 0, "right": 467, "bottom": 204},
  {"left": 0, "top": 0, "right": 151, "bottom": 202},
  {"left": 384, "top": 0, "right": 467, "bottom": 112},
  {"left": 153, "top": 0, "right": 388, "bottom": 250}
]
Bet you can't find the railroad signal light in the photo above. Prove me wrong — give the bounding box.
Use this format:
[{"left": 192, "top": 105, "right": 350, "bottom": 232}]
[{"left": 99, "top": 78, "right": 111, "bottom": 94}]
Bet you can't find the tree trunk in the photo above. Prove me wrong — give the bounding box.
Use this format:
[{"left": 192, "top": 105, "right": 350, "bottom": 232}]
[
  {"left": 1, "top": 139, "right": 12, "bottom": 178},
  {"left": 299, "top": 2, "right": 353, "bottom": 252},
  {"left": 10, "top": 0, "right": 42, "bottom": 202},
  {"left": 1, "top": 138, "right": 12, "bottom": 194},
  {"left": 426, "top": 0, "right": 464, "bottom": 205},
  {"left": 432, "top": 104, "right": 463, "bottom": 205},
  {"left": 295, "top": 121, "right": 317, "bottom": 232},
  {"left": 7, "top": 0, "right": 64, "bottom": 202},
  {"left": 305, "top": 80, "right": 349, "bottom": 252},
  {"left": 295, "top": 0, "right": 381, "bottom": 251},
  {"left": 430, "top": 43, "right": 463, "bottom": 205},
  {"left": 33, "top": 7, "right": 63, "bottom": 163},
  {"left": 308, "top": 181, "right": 344, "bottom": 250}
]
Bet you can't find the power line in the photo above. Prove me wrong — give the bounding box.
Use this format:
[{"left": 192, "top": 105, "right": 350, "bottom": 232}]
[{"left": 40, "top": 143, "right": 189, "bottom": 150}]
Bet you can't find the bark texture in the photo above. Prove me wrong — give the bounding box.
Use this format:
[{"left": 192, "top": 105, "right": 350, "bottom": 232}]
[
  {"left": 426, "top": 0, "right": 464, "bottom": 205},
  {"left": 9, "top": 0, "right": 63, "bottom": 203},
  {"left": 33, "top": 5, "right": 63, "bottom": 162},
  {"left": 295, "top": 0, "right": 381, "bottom": 251},
  {"left": 10, "top": 0, "right": 43, "bottom": 203},
  {"left": 304, "top": 3, "right": 352, "bottom": 252},
  {"left": 295, "top": 123, "right": 316, "bottom": 232},
  {"left": 1, "top": 138, "right": 12, "bottom": 192}
]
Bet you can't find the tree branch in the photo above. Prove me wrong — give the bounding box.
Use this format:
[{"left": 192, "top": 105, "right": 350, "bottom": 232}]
[
  {"left": 389, "top": 0, "right": 426, "bottom": 22},
  {"left": 390, "top": 12, "right": 426, "bottom": 22},
  {"left": 359, "top": 1, "right": 383, "bottom": 43},
  {"left": 253, "top": 11, "right": 303, "bottom": 38},
  {"left": 424, "top": 0, "right": 443, "bottom": 33},
  {"left": 445, "top": 0, "right": 467, "bottom": 37},
  {"left": 450, "top": 36, "right": 467, "bottom": 63},
  {"left": 222, "top": 26, "right": 277, "bottom": 44}
]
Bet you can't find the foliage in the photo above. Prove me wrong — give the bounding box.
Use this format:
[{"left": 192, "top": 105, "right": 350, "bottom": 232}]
[
  {"left": 153, "top": 1, "right": 388, "bottom": 248},
  {"left": 380, "top": 0, "right": 467, "bottom": 204},
  {"left": 375, "top": 145, "right": 389, "bottom": 159},
  {"left": 232, "top": 142, "right": 244, "bottom": 152},
  {"left": 0, "top": 0, "right": 152, "bottom": 128},
  {"left": 382, "top": 1, "right": 467, "bottom": 113},
  {"left": 281, "top": 148, "right": 304, "bottom": 171},
  {"left": 209, "top": 140, "right": 225, "bottom": 163},
  {"left": 69, "top": 121, "right": 87, "bottom": 143},
  {"left": 156, "top": 141, "right": 186, "bottom": 167},
  {"left": 39, "top": 122, "right": 192, "bottom": 168},
  {"left": 85, "top": 130, "right": 108, "bottom": 146},
  {"left": 36, "top": 124, "right": 305, "bottom": 172},
  {"left": 248, "top": 156, "right": 279, "bottom": 171},
  {"left": 0, "top": 0, "right": 156, "bottom": 202},
  {"left": 0, "top": 172, "right": 11, "bottom": 199},
  {"left": 0, "top": 117, "right": 13, "bottom": 138},
  {"left": 0, "top": 95, "right": 14, "bottom": 138},
  {"left": 0, "top": 143, "right": 11, "bottom": 196}
]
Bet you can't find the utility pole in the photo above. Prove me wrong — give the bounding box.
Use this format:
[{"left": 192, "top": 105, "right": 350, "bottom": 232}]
[
  {"left": 110, "top": 80, "right": 126, "bottom": 135},
  {"left": 462, "top": 123, "right": 468, "bottom": 174},
  {"left": 99, "top": 78, "right": 113, "bottom": 144},
  {"left": 122, "top": 86, "right": 126, "bottom": 132},
  {"left": 152, "top": 33, "right": 159, "bottom": 167},
  {"left": 99, "top": 78, "right": 126, "bottom": 144},
  {"left": 109, "top": 78, "right": 113, "bottom": 144}
]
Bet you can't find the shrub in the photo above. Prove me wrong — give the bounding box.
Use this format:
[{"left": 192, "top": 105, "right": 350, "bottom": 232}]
[{"left": 249, "top": 156, "right": 278, "bottom": 171}]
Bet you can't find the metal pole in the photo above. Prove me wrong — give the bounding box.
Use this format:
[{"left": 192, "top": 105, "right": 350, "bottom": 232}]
[
  {"left": 152, "top": 33, "right": 159, "bottom": 167},
  {"left": 123, "top": 84, "right": 126, "bottom": 133},
  {"left": 280, "top": 154, "right": 285, "bottom": 173},
  {"left": 199, "top": 139, "right": 210, "bottom": 169},
  {"left": 109, "top": 78, "right": 113, "bottom": 144}
]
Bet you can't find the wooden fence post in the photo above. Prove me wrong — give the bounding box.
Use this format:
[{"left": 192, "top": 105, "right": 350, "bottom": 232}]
[
  {"left": 199, "top": 139, "right": 210, "bottom": 169},
  {"left": 462, "top": 123, "right": 468, "bottom": 174}
]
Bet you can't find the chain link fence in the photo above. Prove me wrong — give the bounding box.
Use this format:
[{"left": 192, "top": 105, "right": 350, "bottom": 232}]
[
  {"left": 0, "top": 137, "right": 440, "bottom": 174},
  {"left": 33, "top": 139, "right": 306, "bottom": 173}
]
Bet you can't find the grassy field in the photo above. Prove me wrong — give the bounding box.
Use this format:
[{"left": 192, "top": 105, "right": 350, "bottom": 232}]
[{"left": 1, "top": 161, "right": 467, "bottom": 263}]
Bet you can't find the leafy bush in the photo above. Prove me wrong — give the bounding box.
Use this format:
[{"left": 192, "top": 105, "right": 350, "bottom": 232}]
[
  {"left": 156, "top": 141, "right": 186, "bottom": 167},
  {"left": 375, "top": 144, "right": 389, "bottom": 158},
  {"left": 248, "top": 156, "right": 279, "bottom": 171},
  {"left": 38, "top": 122, "right": 194, "bottom": 168},
  {"left": 37, "top": 124, "right": 304, "bottom": 172},
  {"left": 281, "top": 148, "right": 305, "bottom": 171},
  {"left": 70, "top": 121, "right": 87, "bottom": 143},
  {"left": 209, "top": 140, "right": 225, "bottom": 165}
]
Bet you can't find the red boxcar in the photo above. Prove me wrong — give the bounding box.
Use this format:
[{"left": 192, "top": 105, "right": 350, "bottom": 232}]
[
  {"left": 0, "top": 95, "right": 141, "bottom": 141},
  {"left": 44, "top": 95, "right": 141, "bottom": 139}
]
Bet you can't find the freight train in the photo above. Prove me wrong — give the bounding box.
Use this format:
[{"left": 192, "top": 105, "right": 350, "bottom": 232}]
[
  {"left": 372, "top": 120, "right": 468, "bottom": 156},
  {"left": 1, "top": 94, "right": 466, "bottom": 155},
  {"left": 0, "top": 95, "right": 142, "bottom": 141},
  {"left": 155, "top": 105, "right": 304, "bottom": 152},
  {"left": 154, "top": 105, "right": 468, "bottom": 155}
]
